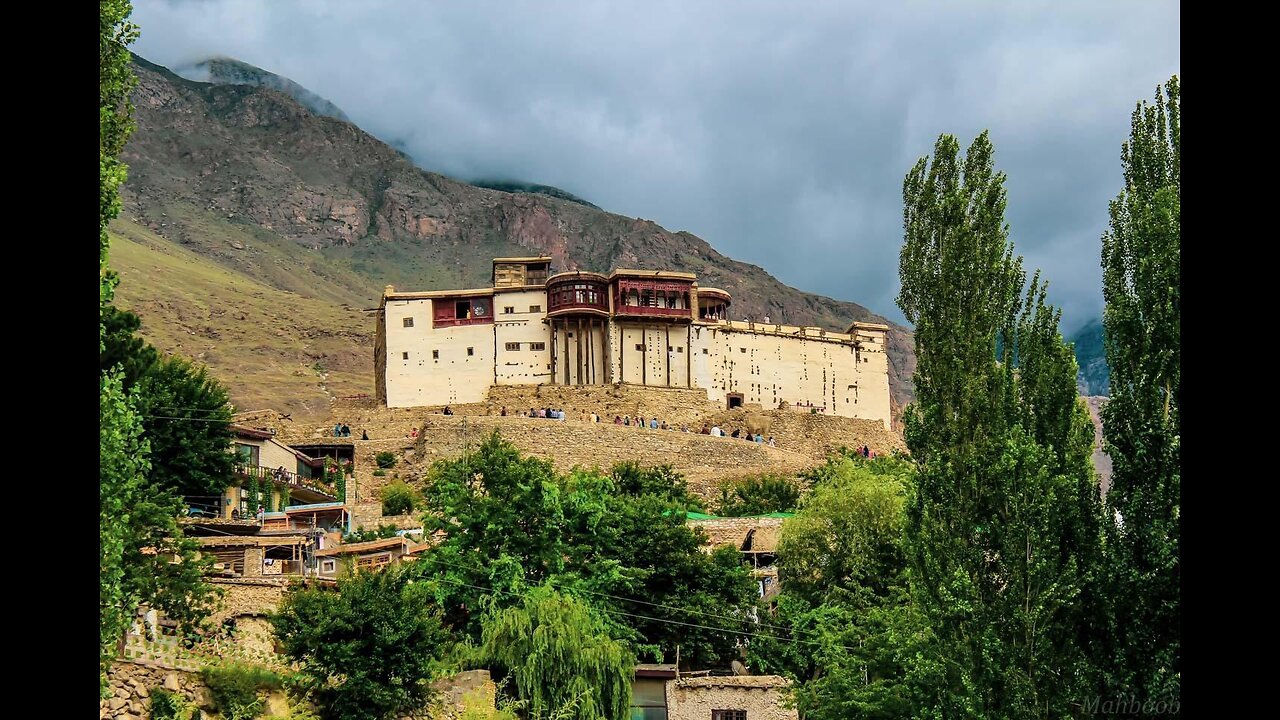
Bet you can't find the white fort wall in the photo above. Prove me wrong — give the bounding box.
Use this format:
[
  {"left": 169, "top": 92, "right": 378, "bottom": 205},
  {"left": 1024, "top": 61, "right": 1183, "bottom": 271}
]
[{"left": 377, "top": 268, "right": 892, "bottom": 429}]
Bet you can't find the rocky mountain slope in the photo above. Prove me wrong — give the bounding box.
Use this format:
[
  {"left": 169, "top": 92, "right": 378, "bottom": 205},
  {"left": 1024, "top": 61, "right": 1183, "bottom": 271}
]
[
  {"left": 1070, "top": 316, "right": 1109, "bottom": 396},
  {"left": 116, "top": 55, "right": 916, "bottom": 420}
]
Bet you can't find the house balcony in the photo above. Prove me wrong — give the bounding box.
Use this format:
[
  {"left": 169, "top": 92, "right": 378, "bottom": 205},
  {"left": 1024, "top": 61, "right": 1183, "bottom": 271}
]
[{"left": 234, "top": 464, "right": 340, "bottom": 504}]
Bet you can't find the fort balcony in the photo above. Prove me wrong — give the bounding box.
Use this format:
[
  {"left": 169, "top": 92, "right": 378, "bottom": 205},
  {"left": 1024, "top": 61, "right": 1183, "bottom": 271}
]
[
  {"left": 431, "top": 293, "right": 496, "bottom": 329},
  {"left": 546, "top": 272, "right": 610, "bottom": 317},
  {"left": 696, "top": 286, "right": 732, "bottom": 323},
  {"left": 611, "top": 272, "right": 697, "bottom": 323}
]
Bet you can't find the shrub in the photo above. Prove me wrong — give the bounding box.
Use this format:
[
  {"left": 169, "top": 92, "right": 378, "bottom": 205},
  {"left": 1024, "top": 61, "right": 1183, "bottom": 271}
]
[
  {"left": 200, "top": 662, "right": 287, "bottom": 720},
  {"left": 381, "top": 480, "right": 420, "bottom": 516},
  {"left": 375, "top": 451, "right": 397, "bottom": 469},
  {"left": 344, "top": 524, "right": 400, "bottom": 543},
  {"left": 149, "top": 687, "right": 196, "bottom": 720},
  {"left": 715, "top": 474, "right": 802, "bottom": 516},
  {"left": 372, "top": 469, "right": 386, "bottom": 477}
]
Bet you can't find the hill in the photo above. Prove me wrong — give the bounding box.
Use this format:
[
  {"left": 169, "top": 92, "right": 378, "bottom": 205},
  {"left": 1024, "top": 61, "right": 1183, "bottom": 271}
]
[
  {"left": 1070, "top": 316, "right": 1109, "bottom": 396},
  {"left": 115, "top": 55, "right": 916, "bottom": 421}
]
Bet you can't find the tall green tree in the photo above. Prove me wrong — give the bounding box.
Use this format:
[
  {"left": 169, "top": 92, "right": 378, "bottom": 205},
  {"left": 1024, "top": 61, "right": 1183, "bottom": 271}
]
[
  {"left": 896, "top": 131, "right": 1105, "bottom": 718},
  {"left": 481, "top": 585, "right": 632, "bottom": 720},
  {"left": 1100, "top": 76, "right": 1180, "bottom": 704},
  {"left": 134, "top": 355, "right": 236, "bottom": 498},
  {"left": 272, "top": 563, "right": 452, "bottom": 720},
  {"left": 714, "top": 473, "right": 802, "bottom": 516},
  {"left": 100, "top": 372, "right": 220, "bottom": 692},
  {"left": 100, "top": 0, "right": 137, "bottom": 319}
]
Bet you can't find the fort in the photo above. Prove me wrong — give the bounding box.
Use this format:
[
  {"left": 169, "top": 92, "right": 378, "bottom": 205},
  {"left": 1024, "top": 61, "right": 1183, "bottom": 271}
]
[{"left": 375, "top": 257, "right": 893, "bottom": 429}]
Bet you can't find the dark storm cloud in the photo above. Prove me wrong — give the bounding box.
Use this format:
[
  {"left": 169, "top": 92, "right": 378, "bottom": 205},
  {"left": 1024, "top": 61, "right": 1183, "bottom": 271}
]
[{"left": 133, "top": 0, "right": 1179, "bottom": 328}]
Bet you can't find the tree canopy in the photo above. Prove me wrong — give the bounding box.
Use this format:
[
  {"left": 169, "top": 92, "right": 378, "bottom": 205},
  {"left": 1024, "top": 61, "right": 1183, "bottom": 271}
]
[{"left": 1100, "top": 76, "right": 1180, "bottom": 704}]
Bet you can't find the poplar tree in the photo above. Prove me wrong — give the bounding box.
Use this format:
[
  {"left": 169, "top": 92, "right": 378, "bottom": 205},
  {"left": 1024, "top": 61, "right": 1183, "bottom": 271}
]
[
  {"left": 897, "top": 131, "right": 1104, "bottom": 718},
  {"left": 1100, "top": 77, "right": 1180, "bottom": 704}
]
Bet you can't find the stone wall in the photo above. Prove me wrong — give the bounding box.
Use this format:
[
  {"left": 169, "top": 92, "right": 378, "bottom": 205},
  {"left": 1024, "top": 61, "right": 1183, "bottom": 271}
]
[
  {"left": 667, "top": 676, "right": 797, "bottom": 720},
  {"left": 100, "top": 661, "right": 215, "bottom": 720},
  {"left": 209, "top": 578, "right": 287, "bottom": 624},
  {"left": 406, "top": 415, "right": 820, "bottom": 498}
]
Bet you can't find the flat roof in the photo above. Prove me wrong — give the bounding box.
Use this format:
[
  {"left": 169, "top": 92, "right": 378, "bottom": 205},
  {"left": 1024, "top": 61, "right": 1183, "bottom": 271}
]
[
  {"left": 493, "top": 256, "right": 552, "bottom": 264},
  {"left": 846, "top": 320, "right": 891, "bottom": 333},
  {"left": 197, "top": 536, "right": 308, "bottom": 548},
  {"left": 315, "top": 536, "right": 408, "bottom": 557},
  {"left": 384, "top": 287, "right": 495, "bottom": 301},
  {"left": 609, "top": 268, "right": 698, "bottom": 281}
]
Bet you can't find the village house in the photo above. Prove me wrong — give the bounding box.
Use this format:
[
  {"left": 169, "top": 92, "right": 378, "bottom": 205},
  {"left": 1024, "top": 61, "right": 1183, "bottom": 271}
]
[
  {"left": 686, "top": 514, "right": 787, "bottom": 602},
  {"left": 632, "top": 665, "right": 797, "bottom": 720},
  {"left": 312, "top": 536, "right": 413, "bottom": 579},
  {"left": 375, "top": 257, "right": 892, "bottom": 428}
]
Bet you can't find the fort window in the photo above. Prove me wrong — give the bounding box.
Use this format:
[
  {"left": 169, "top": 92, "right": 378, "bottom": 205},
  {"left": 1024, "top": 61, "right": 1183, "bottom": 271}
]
[
  {"left": 740, "top": 347, "right": 747, "bottom": 353},
  {"left": 402, "top": 317, "right": 414, "bottom": 328},
  {"left": 402, "top": 352, "right": 409, "bottom": 360},
  {"left": 529, "top": 305, "right": 541, "bottom": 313},
  {"left": 636, "top": 343, "right": 645, "bottom": 351},
  {"left": 467, "top": 347, "right": 474, "bottom": 356},
  {"left": 505, "top": 342, "right": 521, "bottom": 351},
  {"left": 432, "top": 350, "right": 439, "bottom": 359},
  {"left": 676, "top": 346, "right": 684, "bottom": 353},
  {"left": 531, "top": 342, "right": 546, "bottom": 351},
  {"left": 503, "top": 306, "right": 515, "bottom": 314}
]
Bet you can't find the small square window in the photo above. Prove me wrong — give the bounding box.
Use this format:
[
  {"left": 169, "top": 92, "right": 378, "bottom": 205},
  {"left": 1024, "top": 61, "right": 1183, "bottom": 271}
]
[
  {"left": 529, "top": 305, "right": 542, "bottom": 313},
  {"left": 321, "top": 559, "right": 336, "bottom": 573},
  {"left": 676, "top": 346, "right": 684, "bottom": 353},
  {"left": 504, "top": 306, "right": 515, "bottom": 314},
  {"left": 505, "top": 342, "right": 521, "bottom": 351},
  {"left": 402, "top": 352, "right": 409, "bottom": 360},
  {"left": 402, "top": 317, "right": 414, "bottom": 328},
  {"left": 712, "top": 711, "right": 746, "bottom": 720},
  {"left": 636, "top": 344, "right": 645, "bottom": 351},
  {"left": 568, "top": 332, "right": 574, "bottom": 338},
  {"left": 702, "top": 348, "right": 708, "bottom": 355},
  {"left": 467, "top": 347, "right": 475, "bottom": 356},
  {"left": 531, "top": 342, "right": 546, "bottom": 351},
  {"left": 740, "top": 348, "right": 747, "bottom": 353},
  {"left": 432, "top": 350, "right": 439, "bottom": 359}
]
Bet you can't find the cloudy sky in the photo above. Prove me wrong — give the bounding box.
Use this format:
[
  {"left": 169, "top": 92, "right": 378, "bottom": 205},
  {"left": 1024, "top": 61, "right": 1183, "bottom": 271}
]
[{"left": 132, "top": 0, "right": 1179, "bottom": 329}]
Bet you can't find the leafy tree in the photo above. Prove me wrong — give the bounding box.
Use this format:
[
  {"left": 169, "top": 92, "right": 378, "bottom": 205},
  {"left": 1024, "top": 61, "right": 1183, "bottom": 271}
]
[
  {"left": 375, "top": 451, "right": 398, "bottom": 469},
  {"left": 895, "top": 131, "right": 1105, "bottom": 718},
  {"left": 100, "top": 372, "right": 221, "bottom": 692},
  {"left": 100, "top": 0, "right": 138, "bottom": 318},
  {"left": 749, "top": 456, "right": 938, "bottom": 719},
  {"left": 714, "top": 473, "right": 802, "bottom": 516},
  {"left": 380, "top": 479, "right": 421, "bottom": 516},
  {"left": 272, "top": 562, "right": 451, "bottom": 720},
  {"left": 414, "top": 433, "right": 757, "bottom": 669},
  {"left": 1100, "top": 76, "right": 1180, "bottom": 704},
  {"left": 134, "top": 354, "right": 236, "bottom": 498},
  {"left": 100, "top": 305, "right": 159, "bottom": 390},
  {"left": 481, "top": 585, "right": 632, "bottom": 720},
  {"left": 610, "top": 460, "right": 703, "bottom": 510}
]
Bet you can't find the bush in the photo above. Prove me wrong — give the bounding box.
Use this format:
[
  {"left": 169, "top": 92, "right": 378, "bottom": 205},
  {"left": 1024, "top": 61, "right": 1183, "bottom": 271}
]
[
  {"left": 149, "top": 687, "right": 196, "bottom": 720},
  {"left": 344, "top": 524, "right": 401, "bottom": 543},
  {"left": 381, "top": 480, "right": 420, "bottom": 516},
  {"left": 715, "top": 474, "right": 802, "bottom": 516},
  {"left": 201, "top": 662, "right": 287, "bottom": 720},
  {"left": 375, "top": 451, "right": 397, "bottom": 469}
]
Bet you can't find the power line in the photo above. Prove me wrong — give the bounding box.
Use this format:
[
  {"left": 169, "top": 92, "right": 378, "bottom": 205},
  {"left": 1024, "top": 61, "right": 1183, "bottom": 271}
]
[
  {"left": 415, "top": 553, "right": 797, "bottom": 635},
  {"left": 420, "top": 572, "right": 853, "bottom": 653}
]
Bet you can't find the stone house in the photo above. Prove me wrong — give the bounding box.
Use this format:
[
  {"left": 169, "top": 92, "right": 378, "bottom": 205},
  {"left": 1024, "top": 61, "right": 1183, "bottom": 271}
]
[
  {"left": 313, "top": 536, "right": 412, "bottom": 578},
  {"left": 632, "top": 665, "right": 797, "bottom": 720}
]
